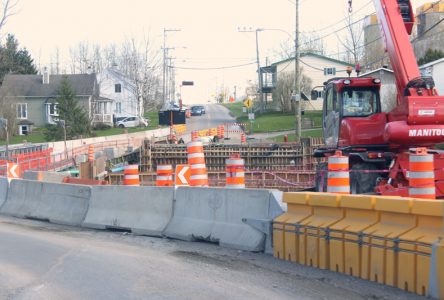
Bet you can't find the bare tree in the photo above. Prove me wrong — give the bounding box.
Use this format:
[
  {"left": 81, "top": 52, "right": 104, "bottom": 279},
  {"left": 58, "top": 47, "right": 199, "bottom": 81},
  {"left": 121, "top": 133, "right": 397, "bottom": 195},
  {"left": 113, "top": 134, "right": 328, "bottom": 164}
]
[
  {"left": 0, "top": 0, "right": 18, "bottom": 37},
  {"left": 338, "top": 14, "right": 365, "bottom": 65},
  {"left": 272, "top": 68, "right": 312, "bottom": 113},
  {"left": 0, "top": 93, "right": 17, "bottom": 140},
  {"left": 273, "top": 32, "right": 325, "bottom": 60}
]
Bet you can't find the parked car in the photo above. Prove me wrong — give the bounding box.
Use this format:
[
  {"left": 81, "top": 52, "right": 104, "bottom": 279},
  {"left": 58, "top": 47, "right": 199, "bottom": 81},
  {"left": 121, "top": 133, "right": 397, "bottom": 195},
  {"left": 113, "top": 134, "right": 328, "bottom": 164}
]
[
  {"left": 190, "top": 106, "right": 203, "bottom": 116},
  {"left": 116, "top": 116, "right": 149, "bottom": 128}
]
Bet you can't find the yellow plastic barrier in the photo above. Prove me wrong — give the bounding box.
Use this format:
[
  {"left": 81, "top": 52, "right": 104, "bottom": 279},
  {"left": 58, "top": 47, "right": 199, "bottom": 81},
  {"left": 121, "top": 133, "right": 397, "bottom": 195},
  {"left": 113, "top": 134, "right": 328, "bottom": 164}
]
[
  {"left": 173, "top": 124, "right": 187, "bottom": 135},
  {"left": 299, "top": 193, "right": 343, "bottom": 269},
  {"left": 361, "top": 197, "right": 416, "bottom": 285},
  {"left": 430, "top": 240, "right": 444, "bottom": 299},
  {"left": 273, "top": 192, "right": 444, "bottom": 298},
  {"left": 273, "top": 193, "right": 313, "bottom": 262},
  {"left": 397, "top": 200, "right": 444, "bottom": 295},
  {"left": 329, "top": 195, "right": 379, "bottom": 276}
]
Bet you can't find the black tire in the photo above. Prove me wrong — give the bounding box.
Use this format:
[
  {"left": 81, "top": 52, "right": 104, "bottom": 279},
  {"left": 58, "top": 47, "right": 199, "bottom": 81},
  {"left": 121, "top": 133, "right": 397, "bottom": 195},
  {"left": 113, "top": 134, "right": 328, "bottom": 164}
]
[
  {"left": 315, "top": 162, "right": 328, "bottom": 192},
  {"left": 118, "top": 124, "right": 124, "bottom": 128},
  {"left": 350, "top": 163, "right": 381, "bottom": 194}
]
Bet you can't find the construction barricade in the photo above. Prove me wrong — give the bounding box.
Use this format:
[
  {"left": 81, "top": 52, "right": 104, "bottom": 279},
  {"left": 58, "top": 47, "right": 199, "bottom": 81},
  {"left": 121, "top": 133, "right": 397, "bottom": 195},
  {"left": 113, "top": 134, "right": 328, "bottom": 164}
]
[
  {"left": 88, "top": 144, "right": 94, "bottom": 161},
  {"left": 0, "top": 179, "right": 91, "bottom": 226},
  {"left": 187, "top": 141, "right": 208, "bottom": 187},
  {"left": 123, "top": 164, "right": 140, "bottom": 186},
  {"left": 273, "top": 192, "right": 444, "bottom": 298},
  {"left": 409, "top": 147, "right": 435, "bottom": 199},
  {"left": 327, "top": 150, "right": 350, "bottom": 194},
  {"left": 225, "top": 153, "right": 245, "bottom": 188},
  {"left": 0, "top": 177, "right": 8, "bottom": 208},
  {"left": 82, "top": 185, "right": 174, "bottom": 236},
  {"left": 156, "top": 164, "right": 173, "bottom": 186},
  {"left": 164, "top": 187, "right": 283, "bottom": 252}
]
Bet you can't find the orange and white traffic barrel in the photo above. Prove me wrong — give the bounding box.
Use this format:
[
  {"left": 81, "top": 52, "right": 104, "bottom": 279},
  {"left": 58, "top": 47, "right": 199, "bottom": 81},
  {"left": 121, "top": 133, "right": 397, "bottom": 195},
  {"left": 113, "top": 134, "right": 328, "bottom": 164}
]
[
  {"left": 88, "top": 144, "right": 94, "bottom": 161},
  {"left": 187, "top": 141, "right": 208, "bottom": 186},
  {"left": 123, "top": 164, "right": 140, "bottom": 186},
  {"left": 156, "top": 164, "right": 173, "bottom": 186},
  {"left": 217, "top": 125, "right": 225, "bottom": 139},
  {"left": 226, "top": 153, "right": 245, "bottom": 188},
  {"left": 409, "top": 147, "right": 435, "bottom": 199},
  {"left": 327, "top": 150, "right": 350, "bottom": 194},
  {"left": 241, "top": 133, "right": 246, "bottom": 144},
  {"left": 191, "top": 130, "right": 199, "bottom": 141}
]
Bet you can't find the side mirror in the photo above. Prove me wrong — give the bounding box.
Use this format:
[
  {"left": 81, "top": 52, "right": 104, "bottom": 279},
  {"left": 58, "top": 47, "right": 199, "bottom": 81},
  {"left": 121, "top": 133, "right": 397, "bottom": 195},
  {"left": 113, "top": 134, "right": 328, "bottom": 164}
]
[{"left": 311, "top": 90, "right": 318, "bottom": 100}]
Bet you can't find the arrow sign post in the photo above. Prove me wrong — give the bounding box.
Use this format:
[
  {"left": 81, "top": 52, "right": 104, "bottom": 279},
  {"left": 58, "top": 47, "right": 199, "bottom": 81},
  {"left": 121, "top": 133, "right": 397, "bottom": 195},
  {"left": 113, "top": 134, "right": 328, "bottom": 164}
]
[
  {"left": 7, "top": 163, "right": 21, "bottom": 179},
  {"left": 175, "top": 164, "right": 191, "bottom": 186}
]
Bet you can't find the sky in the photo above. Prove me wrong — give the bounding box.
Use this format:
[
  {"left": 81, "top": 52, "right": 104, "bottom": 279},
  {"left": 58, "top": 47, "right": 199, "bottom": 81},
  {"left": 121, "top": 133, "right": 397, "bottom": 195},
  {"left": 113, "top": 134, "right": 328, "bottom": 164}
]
[{"left": 2, "top": 0, "right": 432, "bottom": 105}]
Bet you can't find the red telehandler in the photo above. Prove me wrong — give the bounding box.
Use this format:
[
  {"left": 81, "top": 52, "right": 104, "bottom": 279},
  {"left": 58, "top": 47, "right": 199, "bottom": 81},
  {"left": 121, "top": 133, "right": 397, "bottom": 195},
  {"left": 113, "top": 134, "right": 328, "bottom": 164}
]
[{"left": 314, "top": 0, "right": 444, "bottom": 198}]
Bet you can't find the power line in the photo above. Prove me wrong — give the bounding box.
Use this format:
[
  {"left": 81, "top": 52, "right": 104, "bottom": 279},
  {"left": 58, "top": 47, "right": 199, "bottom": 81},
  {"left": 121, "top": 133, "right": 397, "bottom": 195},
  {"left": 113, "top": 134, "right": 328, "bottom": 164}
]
[
  {"left": 306, "top": 0, "right": 373, "bottom": 34},
  {"left": 170, "top": 61, "right": 256, "bottom": 70}
]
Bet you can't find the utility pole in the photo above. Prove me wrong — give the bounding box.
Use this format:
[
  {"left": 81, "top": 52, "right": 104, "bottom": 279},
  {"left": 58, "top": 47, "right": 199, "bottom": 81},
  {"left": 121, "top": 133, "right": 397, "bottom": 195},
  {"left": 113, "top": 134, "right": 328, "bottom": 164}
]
[
  {"left": 294, "top": 0, "right": 301, "bottom": 139},
  {"left": 255, "top": 29, "right": 264, "bottom": 112},
  {"left": 234, "top": 85, "right": 237, "bottom": 101},
  {"left": 238, "top": 27, "right": 264, "bottom": 113},
  {"left": 162, "top": 28, "right": 181, "bottom": 109}
]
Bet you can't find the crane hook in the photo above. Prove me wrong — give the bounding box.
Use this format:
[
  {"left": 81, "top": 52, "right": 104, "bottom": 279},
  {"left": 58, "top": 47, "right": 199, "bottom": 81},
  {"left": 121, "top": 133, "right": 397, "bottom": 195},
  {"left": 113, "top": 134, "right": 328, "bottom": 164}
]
[{"left": 348, "top": 0, "right": 352, "bottom": 13}]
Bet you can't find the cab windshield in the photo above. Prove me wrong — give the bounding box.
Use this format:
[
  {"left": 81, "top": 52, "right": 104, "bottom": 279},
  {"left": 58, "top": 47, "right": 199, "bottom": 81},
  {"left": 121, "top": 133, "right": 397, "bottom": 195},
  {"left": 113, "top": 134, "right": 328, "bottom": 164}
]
[{"left": 341, "top": 88, "right": 378, "bottom": 117}]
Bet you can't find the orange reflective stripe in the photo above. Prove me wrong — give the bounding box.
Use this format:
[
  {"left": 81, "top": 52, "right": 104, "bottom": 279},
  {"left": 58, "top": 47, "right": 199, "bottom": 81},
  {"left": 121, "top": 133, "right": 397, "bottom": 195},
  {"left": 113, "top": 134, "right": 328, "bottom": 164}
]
[{"left": 327, "top": 178, "right": 350, "bottom": 186}]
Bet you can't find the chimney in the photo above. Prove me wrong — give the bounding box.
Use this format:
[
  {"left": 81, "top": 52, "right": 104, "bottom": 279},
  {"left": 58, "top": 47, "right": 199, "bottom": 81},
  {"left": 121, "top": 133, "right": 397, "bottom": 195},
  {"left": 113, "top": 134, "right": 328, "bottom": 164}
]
[{"left": 43, "top": 67, "right": 49, "bottom": 84}]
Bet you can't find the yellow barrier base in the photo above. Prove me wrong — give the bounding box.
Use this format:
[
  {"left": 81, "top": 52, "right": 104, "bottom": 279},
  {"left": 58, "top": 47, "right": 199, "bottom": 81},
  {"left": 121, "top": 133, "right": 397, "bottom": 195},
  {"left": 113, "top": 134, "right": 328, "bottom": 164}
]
[{"left": 273, "top": 192, "right": 444, "bottom": 299}]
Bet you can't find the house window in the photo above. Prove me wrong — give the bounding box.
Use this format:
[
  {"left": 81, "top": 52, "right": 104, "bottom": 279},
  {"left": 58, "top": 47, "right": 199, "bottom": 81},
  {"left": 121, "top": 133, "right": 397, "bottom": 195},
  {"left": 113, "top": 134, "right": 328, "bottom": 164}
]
[
  {"left": 115, "top": 102, "right": 122, "bottom": 114},
  {"left": 19, "top": 125, "right": 29, "bottom": 135},
  {"left": 17, "top": 103, "right": 27, "bottom": 119},
  {"left": 324, "top": 67, "right": 336, "bottom": 76},
  {"left": 95, "top": 102, "right": 110, "bottom": 114},
  {"left": 115, "top": 84, "right": 122, "bottom": 93},
  {"left": 49, "top": 103, "right": 58, "bottom": 116}
]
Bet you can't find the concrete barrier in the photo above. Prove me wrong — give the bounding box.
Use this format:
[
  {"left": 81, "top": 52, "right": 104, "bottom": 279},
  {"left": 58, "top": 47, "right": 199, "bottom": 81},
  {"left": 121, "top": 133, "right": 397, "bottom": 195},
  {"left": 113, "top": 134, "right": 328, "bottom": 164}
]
[
  {"left": 23, "top": 171, "right": 67, "bottom": 183},
  {"left": 0, "top": 179, "right": 90, "bottom": 226},
  {"left": 0, "top": 177, "right": 8, "bottom": 209},
  {"left": 164, "top": 187, "right": 283, "bottom": 252},
  {"left": 82, "top": 186, "right": 174, "bottom": 236}
]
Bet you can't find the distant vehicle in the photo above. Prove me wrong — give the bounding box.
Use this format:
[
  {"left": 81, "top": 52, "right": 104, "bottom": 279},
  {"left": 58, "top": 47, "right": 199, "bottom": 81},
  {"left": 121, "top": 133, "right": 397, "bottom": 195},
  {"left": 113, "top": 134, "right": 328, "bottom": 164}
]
[
  {"left": 196, "top": 105, "right": 205, "bottom": 114},
  {"left": 116, "top": 116, "right": 149, "bottom": 128},
  {"left": 190, "top": 106, "right": 203, "bottom": 116}
]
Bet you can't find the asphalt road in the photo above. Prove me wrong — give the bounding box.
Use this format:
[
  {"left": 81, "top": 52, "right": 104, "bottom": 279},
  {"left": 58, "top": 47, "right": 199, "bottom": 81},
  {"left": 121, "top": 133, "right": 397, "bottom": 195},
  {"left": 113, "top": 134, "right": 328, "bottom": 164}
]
[
  {"left": 0, "top": 216, "right": 424, "bottom": 300},
  {"left": 186, "top": 104, "right": 238, "bottom": 132}
]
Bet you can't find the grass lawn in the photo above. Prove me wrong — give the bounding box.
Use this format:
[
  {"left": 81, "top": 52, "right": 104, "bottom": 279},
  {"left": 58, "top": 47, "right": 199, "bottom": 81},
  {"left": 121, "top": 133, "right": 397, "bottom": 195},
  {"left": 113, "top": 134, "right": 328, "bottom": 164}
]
[
  {"left": 223, "top": 102, "right": 323, "bottom": 134},
  {"left": 0, "top": 111, "right": 164, "bottom": 146},
  {"left": 271, "top": 129, "right": 323, "bottom": 142}
]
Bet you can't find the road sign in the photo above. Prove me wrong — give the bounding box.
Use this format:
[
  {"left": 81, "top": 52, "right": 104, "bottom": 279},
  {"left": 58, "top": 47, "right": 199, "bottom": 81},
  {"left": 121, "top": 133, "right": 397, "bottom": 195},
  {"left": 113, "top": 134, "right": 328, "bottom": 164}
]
[
  {"left": 229, "top": 96, "right": 234, "bottom": 103},
  {"left": 243, "top": 98, "right": 253, "bottom": 108},
  {"left": 248, "top": 113, "right": 255, "bottom": 120},
  {"left": 242, "top": 107, "right": 247, "bottom": 113},
  {"left": 175, "top": 164, "right": 190, "bottom": 186},
  {"left": 7, "top": 163, "right": 20, "bottom": 179}
]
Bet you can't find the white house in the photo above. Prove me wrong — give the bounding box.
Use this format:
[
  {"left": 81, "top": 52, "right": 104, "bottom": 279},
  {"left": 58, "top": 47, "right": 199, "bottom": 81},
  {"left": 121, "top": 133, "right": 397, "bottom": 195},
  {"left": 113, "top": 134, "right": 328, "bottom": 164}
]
[
  {"left": 419, "top": 57, "right": 444, "bottom": 95},
  {"left": 359, "top": 67, "right": 396, "bottom": 112},
  {"left": 97, "top": 68, "right": 143, "bottom": 120},
  {"left": 269, "top": 52, "right": 353, "bottom": 110}
]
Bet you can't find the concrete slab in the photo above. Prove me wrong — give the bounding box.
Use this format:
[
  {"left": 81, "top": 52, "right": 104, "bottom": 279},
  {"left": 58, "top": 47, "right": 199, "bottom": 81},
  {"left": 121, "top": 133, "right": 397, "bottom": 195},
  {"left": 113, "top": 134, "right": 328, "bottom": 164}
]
[
  {"left": 164, "top": 187, "right": 284, "bottom": 252},
  {"left": 0, "top": 177, "right": 8, "bottom": 209},
  {"left": 82, "top": 185, "right": 174, "bottom": 236},
  {"left": 0, "top": 179, "right": 91, "bottom": 226}
]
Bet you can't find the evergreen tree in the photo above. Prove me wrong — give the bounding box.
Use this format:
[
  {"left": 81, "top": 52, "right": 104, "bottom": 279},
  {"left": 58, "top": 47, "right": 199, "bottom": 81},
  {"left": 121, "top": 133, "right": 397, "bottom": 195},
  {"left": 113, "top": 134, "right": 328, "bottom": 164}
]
[
  {"left": 0, "top": 34, "right": 37, "bottom": 81},
  {"left": 44, "top": 76, "right": 90, "bottom": 141},
  {"left": 418, "top": 48, "right": 444, "bottom": 66}
]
